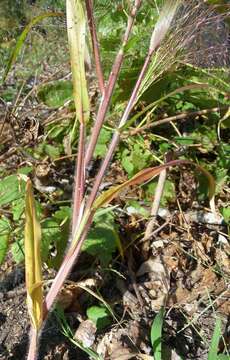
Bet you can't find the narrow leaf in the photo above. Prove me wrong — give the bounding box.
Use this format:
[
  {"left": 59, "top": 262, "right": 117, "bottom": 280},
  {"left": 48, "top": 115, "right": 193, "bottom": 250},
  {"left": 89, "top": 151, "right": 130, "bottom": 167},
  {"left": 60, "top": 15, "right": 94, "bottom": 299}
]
[
  {"left": 92, "top": 160, "right": 215, "bottom": 211},
  {"left": 2, "top": 12, "right": 64, "bottom": 83},
  {"left": 208, "top": 318, "right": 222, "bottom": 360},
  {"left": 151, "top": 307, "right": 165, "bottom": 360},
  {"left": 66, "top": 0, "right": 89, "bottom": 124},
  {"left": 25, "top": 180, "right": 43, "bottom": 331}
]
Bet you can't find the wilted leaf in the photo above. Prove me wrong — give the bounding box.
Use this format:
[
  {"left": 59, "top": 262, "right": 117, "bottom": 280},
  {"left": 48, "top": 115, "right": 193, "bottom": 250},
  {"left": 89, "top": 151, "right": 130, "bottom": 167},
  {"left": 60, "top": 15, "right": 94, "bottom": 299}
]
[
  {"left": 92, "top": 160, "right": 215, "bottom": 212},
  {"left": 74, "top": 319, "right": 97, "bottom": 348},
  {"left": 24, "top": 180, "right": 43, "bottom": 331}
]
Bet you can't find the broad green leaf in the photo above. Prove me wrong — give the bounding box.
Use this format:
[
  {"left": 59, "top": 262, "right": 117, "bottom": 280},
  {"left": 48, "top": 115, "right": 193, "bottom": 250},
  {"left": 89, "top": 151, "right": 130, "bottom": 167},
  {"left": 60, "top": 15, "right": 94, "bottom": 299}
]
[
  {"left": 94, "top": 128, "right": 112, "bottom": 158},
  {"left": 217, "top": 355, "right": 230, "bottom": 360},
  {"left": 0, "top": 175, "right": 26, "bottom": 207},
  {"left": 82, "top": 212, "right": 120, "bottom": 266},
  {"left": 42, "top": 216, "right": 68, "bottom": 269},
  {"left": 24, "top": 180, "right": 43, "bottom": 331},
  {"left": 222, "top": 207, "right": 230, "bottom": 224},
  {"left": 151, "top": 307, "right": 165, "bottom": 360},
  {"left": 121, "top": 143, "right": 152, "bottom": 177},
  {"left": 208, "top": 318, "right": 222, "bottom": 360},
  {"left": 2, "top": 12, "right": 64, "bottom": 83},
  {"left": 87, "top": 306, "right": 111, "bottom": 330},
  {"left": 145, "top": 180, "right": 175, "bottom": 206},
  {"left": 41, "top": 208, "right": 70, "bottom": 268},
  {"left": 0, "top": 216, "right": 11, "bottom": 264},
  {"left": 12, "top": 198, "right": 25, "bottom": 221},
  {"left": 66, "top": 0, "right": 89, "bottom": 124},
  {"left": 11, "top": 239, "right": 25, "bottom": 263},
  {"left": 92, "top": 160, "right": 215, "bottom": 212}
]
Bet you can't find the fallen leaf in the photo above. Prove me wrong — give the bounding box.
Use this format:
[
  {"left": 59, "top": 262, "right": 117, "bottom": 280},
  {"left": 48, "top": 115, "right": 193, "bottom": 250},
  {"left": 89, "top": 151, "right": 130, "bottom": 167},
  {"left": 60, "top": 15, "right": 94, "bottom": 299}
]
[{"left": 74, "top": 319, "right": 97, "bottom": 348}]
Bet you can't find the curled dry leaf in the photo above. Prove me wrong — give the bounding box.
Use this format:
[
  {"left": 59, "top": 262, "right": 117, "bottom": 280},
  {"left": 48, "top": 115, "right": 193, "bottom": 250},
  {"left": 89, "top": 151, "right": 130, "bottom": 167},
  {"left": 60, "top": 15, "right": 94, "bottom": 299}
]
[
  {"left": 58, "top": 278, "right": 99, "bottom": 311},
  {"left": 136, "top": 258, "right": 170, "bottom": 311},
  {"left": 74, "top": 319, "right": 97, "bottom": 348}
]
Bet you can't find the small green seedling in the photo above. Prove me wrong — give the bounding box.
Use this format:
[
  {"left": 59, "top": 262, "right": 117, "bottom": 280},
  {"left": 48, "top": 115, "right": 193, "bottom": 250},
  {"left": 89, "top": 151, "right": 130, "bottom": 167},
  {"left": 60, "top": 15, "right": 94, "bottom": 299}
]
[
  {"left": 151, "top": 307, "right": 165, "bottom": 360},
  {"left": 208, "top": 318, "right": 230, "bottom": 360}
]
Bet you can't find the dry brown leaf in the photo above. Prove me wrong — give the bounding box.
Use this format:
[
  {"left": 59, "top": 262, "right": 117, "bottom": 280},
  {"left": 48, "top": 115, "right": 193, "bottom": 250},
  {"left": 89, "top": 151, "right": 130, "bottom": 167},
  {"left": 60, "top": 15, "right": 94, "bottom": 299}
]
[{"left": 74, "top": 319, "right": 96, "bottom": 348}]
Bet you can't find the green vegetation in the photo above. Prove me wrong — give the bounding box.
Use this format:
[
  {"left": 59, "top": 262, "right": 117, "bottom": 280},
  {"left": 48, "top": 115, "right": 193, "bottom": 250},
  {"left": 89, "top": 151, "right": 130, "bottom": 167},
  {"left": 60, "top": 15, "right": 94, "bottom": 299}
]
[{"left": 0, "top": 0, "right": 229, "bottom": 359}]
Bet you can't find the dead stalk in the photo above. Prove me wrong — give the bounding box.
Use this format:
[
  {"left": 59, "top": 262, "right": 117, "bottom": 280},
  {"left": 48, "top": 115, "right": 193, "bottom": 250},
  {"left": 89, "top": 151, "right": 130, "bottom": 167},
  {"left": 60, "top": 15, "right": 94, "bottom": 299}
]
[
  {"left": 144, "top": 169, "right": 167, "bottom": 241},
  {"left": 130, "top": 106, "right": 229, "bottom": 135}
]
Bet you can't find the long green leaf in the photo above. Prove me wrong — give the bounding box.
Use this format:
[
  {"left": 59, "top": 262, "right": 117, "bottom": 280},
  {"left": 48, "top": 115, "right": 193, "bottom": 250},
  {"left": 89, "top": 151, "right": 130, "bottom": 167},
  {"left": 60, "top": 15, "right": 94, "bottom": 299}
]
[
  {"left": 151, "top": 307, "right": 165, "bottom": 360},
  {"left": 208, "top": 318, "right": 222, "bottom": 360},
  {"left": 2, "top": 12, "right": 64, "bottom": 83},
  {"left": 25, "top": 180, "right": 43, "bottom": 331},
  {"left": 66, "top": 0, "right": 89, "bottom": 125}
]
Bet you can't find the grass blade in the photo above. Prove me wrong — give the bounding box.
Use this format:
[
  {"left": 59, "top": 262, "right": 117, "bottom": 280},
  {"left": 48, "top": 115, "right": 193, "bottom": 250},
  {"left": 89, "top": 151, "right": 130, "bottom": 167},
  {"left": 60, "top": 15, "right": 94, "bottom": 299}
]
[
  {"left": 151, "top": 307, "right": 165, "bottom": 360},
  {"left": 66, "top": 0, "right": 89, "bottom": 126},
  {"left": 2, "top": 12, "right": 64, "bottom": 83},
  {"left": 208, "top": 318, "right": 222, "bottom": 360},
  {"left": 66, "top": 0, "right": 90, "bottom": 231},
  {"left": 25, "top": 179, "right": 43, "bottom": 331}
]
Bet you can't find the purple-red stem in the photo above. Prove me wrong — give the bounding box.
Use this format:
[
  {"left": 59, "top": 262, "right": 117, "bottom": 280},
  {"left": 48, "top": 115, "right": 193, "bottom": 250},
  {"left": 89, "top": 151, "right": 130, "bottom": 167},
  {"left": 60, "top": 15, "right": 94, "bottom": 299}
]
[
  {"left": 43, "top": 213, "right": 94, "bottom": 317},
  {"left": 72, "top": 122, "right": 85, "bottom": 234},
  {"left": 43, "top": 44, "right": 153, "bottom": 320},
  {"left": 27, "top": 328, "right": 38, "bottom": 360},
  {"left": 43, "top": 0, "right": 145, "bottom": 327},
  {"left": 85, "top": 50, "right": 153, "bottom": 211},
  {"left": 84, "top": 0, "right": 142, "bottom": 168},
  {"left": 85, "top": 0, "right": 105, "bottom": 95}
]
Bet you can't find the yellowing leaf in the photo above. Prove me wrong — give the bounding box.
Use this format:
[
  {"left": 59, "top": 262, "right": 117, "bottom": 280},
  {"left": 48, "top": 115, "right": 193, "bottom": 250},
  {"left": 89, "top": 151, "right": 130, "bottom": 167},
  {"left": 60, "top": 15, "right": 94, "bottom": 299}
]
[
  {"left": 66, "top": 0, "right": 89, "bottom": 124},
  {"left": 25, "top": 180, "right": 43, "bottom": 330},
  {"left": 92, "top": 160, "right": 215, "bottom": 211}
]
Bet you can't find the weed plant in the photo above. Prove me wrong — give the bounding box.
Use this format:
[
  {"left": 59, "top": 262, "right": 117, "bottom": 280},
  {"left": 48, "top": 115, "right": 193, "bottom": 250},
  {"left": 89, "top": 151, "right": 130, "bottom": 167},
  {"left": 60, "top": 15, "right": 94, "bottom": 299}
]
[{"left": 0, "top": 0, "right": 229, "bottom": 359}]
